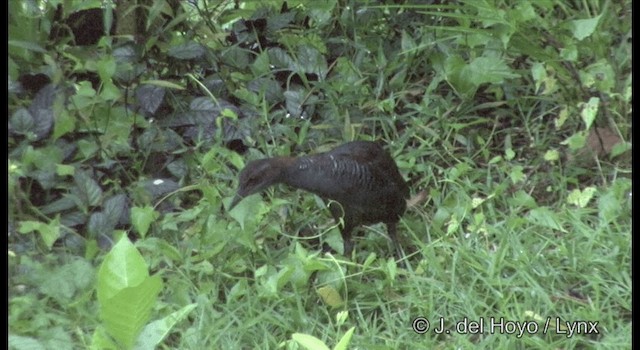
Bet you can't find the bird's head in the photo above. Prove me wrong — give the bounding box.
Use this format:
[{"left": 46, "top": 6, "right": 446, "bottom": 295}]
[{"left": 229, "top": 157, "right": 291, "bottom": 210}]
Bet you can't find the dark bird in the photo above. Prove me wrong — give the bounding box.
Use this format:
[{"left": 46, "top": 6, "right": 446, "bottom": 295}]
[{"left": 229, "top": 141, "right": 410, "bottom": 258}]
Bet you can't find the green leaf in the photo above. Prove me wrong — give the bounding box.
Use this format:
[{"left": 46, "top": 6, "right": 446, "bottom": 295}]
[
  {"left": 284, "top": 90, "right": 304, "bottom": 117},
  {"left": 53, "top": 110, "right": 76, "bottom": 140},
  {"left": 572, "top": 14, "right": 602, "bottom": 41},
  {"left": 444, "top": 55, "right": 472, "bottom": 96},
  {"left": 386, "top": 257, "right": 397, "bottom": 280},
  {"left": 509, "top": 165, "right": 525, "bottom": 184},
  {"left": 42, "top": 327, "right": 74, "bottom": 350},
  {"left": 598, "top": 191, "right": 623, "bottom": 226},
  {"left": 560, "top": 131, "right": 587, "bottom": 151},
  {"left": 101, "top": 276, "right": 163, "bottom": 349},
  {"left": 76, "top": 81, "right": 97, "bottom": 97},
  {"left": 505, "top": 148, "right": 515, "bottom": 160},
  {"left": 140, "top": 80, "right": 186, "bottom": 90},
  {"left": 268, "top": 47, "right": 296, "bottom": 70},
  {"left": 610, "top": 141, "right": 631, "bottom": 158},
  {"left": 97, "top": 237, "right": 162, "bottom": 349},
  {"left": 251, "top": 51, "right": 272, "bottom": 76},
  {"left": 526, "top": 207, "right": 567, "bottom": 233},
  {"left": 131, "top": 206, "right": 159, "bottom": 238},
  {"left": 221, "top": 46, "right": 250, "bottom": 69},
  {"left": 9, "top": 335, "right": 46, "bottom": 350},
  {"left": 297, "top": 45, "right": 328, "bottom": 79},
  {"left": 566, "top": 187, "right": 596, "bottom": 207},
  {"left": 560, "top": 44, "right": 578, "bottom": 61},
  {"left": 583, "top": 60, "right": 615, "bottom": 93},
  {"left": 73, "top": 170, "right": 103, "bottom": 207},
  {"left": 10, "top": 108, "right": 35, "bottom": 137},
  {"left": 167, "top": 41, "right": 206, "bottom": 60},
  {"left": 21, "top": 145, "right": 63, "bottom": 172},
  {"left": 401, "top": 30, "right": 416, "bottom": 52},
  {"left": 445, "top": 55, "right": 519, "bottom": 98},
  {"left": 334, "top": 327, "right": 356, "bottom": 350},
  {"left": 554, "top": 107, "right": 569, "bottom": 129},
  {"left": 471, "top": 197, "right": 485, "bottom": 209},
  {"left": 446, "top": 215, "right": 460, "bottom": 235},
  {"left": 88, "top": 212, "right": 111, "bottom": 239},
  {"left": 335, "top": 311, "right": 349, "bottom": 327},
  {"left": 134, "top": 304, "right": 197, "bottom": 350},
  {"left": 96, "top": 236, "right": 149, "bottom": 302},
  {"left": 77, "top": 139, "right": 100, "bottom": 159},
  {"left": 100, "top": 82, "right": 122, "bottom": 101},
  {"left": 291, "top": 333, "right": 331, "bottom": 350},
  {"left": 531, "top": 62, "right": 546, "bottom": 93},
  {"left": 103, "top": 194, "right": 127, "bottom": 227},
  {"left": 97, "top": 57, "right": 116, "bottom": 83},
  {"left": 91, "top": 326, "right": 120, "bottom": 349},
  {"left": 40, "top": 196, "right": 77, "bottom": 215},
  {"left": 544, "top": 149, "right": 560, "bottom": 162},
  {"left": 316, "top": 285, "right": 344, "bottom": 307},
  {"left": 234, "top": 87, "right": 260, "bottom": 106},
  {"left": 18, "top": 217, "right": 61, "bottom": 250},
  {"left": 510, "top": 2, "right": 536, "bottom": 22},
  {"left": 508, "top": 190, "right": 537, "bottom": 209},
  {"left": 135, "top": 237, "right": 183, "bottom": 262},
  {"left": 464, "top": 56, "right": 520, "bottom": 84},
  {"left": 580, "top": 97, "right": 599, "bottom": 129},
  {"left": 40, "top": 259, "right": 95, "bottom": 303},
  {"left": 8, "top": 40, "right": 47, "bottom": 53},
  {"left": 25, "top": 83, "right": 56, "bottom": 138}
]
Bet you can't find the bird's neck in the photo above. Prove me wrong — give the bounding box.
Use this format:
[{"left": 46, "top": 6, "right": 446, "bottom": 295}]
[{"left": 268, "top": 156, "right": 297, "bottom": 184}]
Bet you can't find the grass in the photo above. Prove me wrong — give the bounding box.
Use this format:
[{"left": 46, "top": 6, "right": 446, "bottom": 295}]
[{"left": 152, "top": 157, "right": 630, "bottom": 348}]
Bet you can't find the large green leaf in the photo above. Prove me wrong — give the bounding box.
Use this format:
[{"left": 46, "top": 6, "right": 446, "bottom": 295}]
[
  {"left": 100, "top": 276, "right": 163, "bottom": 349},
  {"left": 96, "top": 237, "right": 163, "bottom": 349},
  {"left": 96, "top": 236, "right": 149, "bottom": 302}
]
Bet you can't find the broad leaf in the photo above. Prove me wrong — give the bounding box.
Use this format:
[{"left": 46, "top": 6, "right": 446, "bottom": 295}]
[{"left": 73, "top": 170, "right": 103, "bottom": 208}]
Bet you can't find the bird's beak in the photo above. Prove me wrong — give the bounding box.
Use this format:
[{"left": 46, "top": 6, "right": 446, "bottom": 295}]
[{"left": 228, "top": 193, "right": 244, "bottom": 211}]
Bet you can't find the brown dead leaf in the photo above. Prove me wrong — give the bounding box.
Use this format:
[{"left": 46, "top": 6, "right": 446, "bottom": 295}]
[{"left": 584, "top": 127, "right": 623, "bottom": 157}]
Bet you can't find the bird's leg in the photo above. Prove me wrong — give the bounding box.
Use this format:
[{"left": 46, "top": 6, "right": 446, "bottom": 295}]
[
  {"left": 327, "top": 201, "right": 354, "bottom": 256},
  {"left": 387, "top": 222, "right": 404, "bottom": 261},
  {"left": 341, "top": 224, "right": 355, "bottom": 257}
]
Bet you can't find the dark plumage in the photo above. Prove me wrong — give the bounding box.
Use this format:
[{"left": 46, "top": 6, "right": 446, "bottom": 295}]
[{"left": 229, "top": 141, "right": 409, "bottom": 257}]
